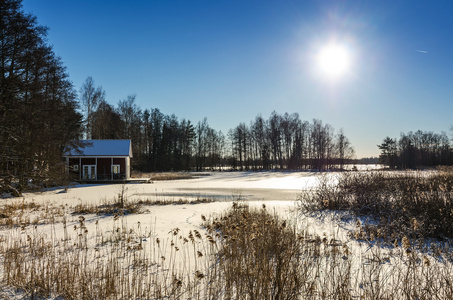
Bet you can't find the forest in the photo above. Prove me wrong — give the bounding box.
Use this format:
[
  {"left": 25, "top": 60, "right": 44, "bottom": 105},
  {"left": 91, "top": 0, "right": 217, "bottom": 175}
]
[
  {"left": 378, "top": 130, "right": 453, "bottom": 169},
  {"left": 0, "top": 0, "right": 82, "bottom": 192}
]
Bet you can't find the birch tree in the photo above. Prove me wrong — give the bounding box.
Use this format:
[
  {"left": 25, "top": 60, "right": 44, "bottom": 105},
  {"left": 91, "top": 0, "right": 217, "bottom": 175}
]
[{"left": 79, "top": 76, "right": 105, "bottom": 139}]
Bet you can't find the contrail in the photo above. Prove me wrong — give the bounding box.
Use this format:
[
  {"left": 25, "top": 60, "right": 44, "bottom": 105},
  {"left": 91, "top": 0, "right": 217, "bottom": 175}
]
[{"left": 416, "top": 49, "right": 428, "bottom": 54}]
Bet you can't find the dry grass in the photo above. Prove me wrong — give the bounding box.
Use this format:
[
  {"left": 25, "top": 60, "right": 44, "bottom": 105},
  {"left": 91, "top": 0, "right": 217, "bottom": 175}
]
[
  {"left": 1, "top": 218, "right": 176, "bottom": 298},
  {"left": 132, "top": 171, "right": 195, "bottom": 181},
  {"left": 300, "top": 167, "right": 453, "bottom": 245},
  {"left": 0, "top": 199, "right": 66, "bottom": 228},
  {"left": 204, "top": 203, "right": 306, "bottom": 299},
  {"left": 72, "top": 197, "right": 215, "bottom": 216},
  {"left": 72, "top": 199, "right": 142, "bottom": 216},
  {"left": 3, "top": 170, "right": 453, "bottom": 298},
  {"left": 204, "top": 203, "right": 453, "bottom": 299},
  {"left": 3, "top": 202, "right": 453, "bottom": 299}
]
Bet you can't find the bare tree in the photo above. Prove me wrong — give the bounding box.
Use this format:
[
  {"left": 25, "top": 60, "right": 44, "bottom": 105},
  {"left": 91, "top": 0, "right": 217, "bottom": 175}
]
[
  {"left": 250, "top": 115, "right": 268, "bottom": 170},
  {"left": 79, "top": 76, "right": 105, "bottom": 139},
  {"left": 230, "top": 123, "right": 249, "bottom": 170},
  {"left": 117, "top": 94, "right": 141, "bottom": 139},
  {"left": 194, "top": 118, "right": 209, "bottom": 171},
  {"left": 91, "top": 99, "right": 123, "bottom": 139},
  {"left": 268, "top": 111, "right": 282, "bottom": 169},
  {"left": 336, "top": 129, "right": 355, "bottom": 169}
]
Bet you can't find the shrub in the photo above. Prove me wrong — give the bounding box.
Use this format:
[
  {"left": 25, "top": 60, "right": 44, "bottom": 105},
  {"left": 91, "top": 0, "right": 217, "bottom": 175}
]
[
  {"left": 299, "top": 168, "right": 453, "bottom": 243},
  {"left": 205, "top": 203, "right": 308, "bottom": 299}
]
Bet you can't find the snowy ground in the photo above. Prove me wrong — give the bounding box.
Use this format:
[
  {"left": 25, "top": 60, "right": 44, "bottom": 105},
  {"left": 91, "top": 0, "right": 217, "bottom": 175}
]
[
  {"left": 2, "top": 170, "right": 448, "bottom": 299},
  {"left": 4, "top": 171, "right": 362, "bottom": 274},
  {"left": 13, "top": 171, "right": 322, "bottom": 239},
  {"left": 0, "top": 171, "right": 328, "bottom": 298},
  {"left": 1, "top": 171, "right": 365, "bottom": 255}
]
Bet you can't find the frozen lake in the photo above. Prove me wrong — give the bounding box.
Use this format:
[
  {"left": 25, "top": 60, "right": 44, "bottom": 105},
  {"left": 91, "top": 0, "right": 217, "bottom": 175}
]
[
  {"left": 20, "top": 171, "right": 323, "bottom": 205},
  {"left": 139, "top": 171, "right": 321, "bottom": 201}
]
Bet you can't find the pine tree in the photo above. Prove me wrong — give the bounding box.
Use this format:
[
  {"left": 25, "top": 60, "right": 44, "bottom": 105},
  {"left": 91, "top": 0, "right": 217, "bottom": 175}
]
[{"left": 0, "top": 0, "right": 82, "bottom": 193}]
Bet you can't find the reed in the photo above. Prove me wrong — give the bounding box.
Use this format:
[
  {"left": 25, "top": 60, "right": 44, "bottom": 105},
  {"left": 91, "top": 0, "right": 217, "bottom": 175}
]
[
  {"left": 300, "top": 167, "right": 453, "bottom": 244},
  {"left": 2, "top": 170, "right": 453, "bottom": 298}
]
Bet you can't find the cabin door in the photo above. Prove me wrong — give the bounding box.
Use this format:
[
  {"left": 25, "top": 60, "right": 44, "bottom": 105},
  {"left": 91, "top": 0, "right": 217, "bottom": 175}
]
[{"left": 83, "top": 165, "right": 96, "bottom": 180}]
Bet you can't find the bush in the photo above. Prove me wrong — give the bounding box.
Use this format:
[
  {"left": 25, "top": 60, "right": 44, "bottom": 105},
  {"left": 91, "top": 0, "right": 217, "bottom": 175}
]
[
  {"left": 299, "top": 168, "right": 453, "bottom": 242},
  {"left": 206, "top": 203, "right": 306, "bottom": 299}
]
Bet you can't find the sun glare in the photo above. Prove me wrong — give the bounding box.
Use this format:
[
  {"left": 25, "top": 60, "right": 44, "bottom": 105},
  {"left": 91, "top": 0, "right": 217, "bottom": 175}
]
[{"left": 317, "top": 43, "right": 351, "bottom": 79}]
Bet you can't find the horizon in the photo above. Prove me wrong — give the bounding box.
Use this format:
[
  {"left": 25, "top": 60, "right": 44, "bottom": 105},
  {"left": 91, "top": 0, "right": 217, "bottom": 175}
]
[{"left": 22, "top": 0, "right": 453, "bottom": 158}]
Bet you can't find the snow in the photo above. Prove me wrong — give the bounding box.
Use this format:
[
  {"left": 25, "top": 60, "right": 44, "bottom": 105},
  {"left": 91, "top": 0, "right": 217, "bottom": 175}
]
[
  {"left": 19, "top": 171, "right": 319, "bottom": 204},
  {"left": 1, "top": 170, "right": 444, "bottom": 299},
  {"left": 13, "top": 171, "right": 315, "bottom": 245},
  {"left": 0, "top": 172, "right": 312, "bottom": 298}
]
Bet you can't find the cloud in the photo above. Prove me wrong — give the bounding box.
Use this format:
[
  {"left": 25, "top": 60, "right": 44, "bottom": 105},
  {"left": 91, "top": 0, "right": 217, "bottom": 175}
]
[{"left": 416, "top": 49, "right": 428, "bottom": 54}]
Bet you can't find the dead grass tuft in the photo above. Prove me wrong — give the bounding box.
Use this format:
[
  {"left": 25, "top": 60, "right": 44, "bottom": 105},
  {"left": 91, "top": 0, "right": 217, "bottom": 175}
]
[
  {"left": 133, "top": 172, "right": 195, "bottom": 181},
  {"left": 300, "top": 167, "right": 453, "bottom": 245}
]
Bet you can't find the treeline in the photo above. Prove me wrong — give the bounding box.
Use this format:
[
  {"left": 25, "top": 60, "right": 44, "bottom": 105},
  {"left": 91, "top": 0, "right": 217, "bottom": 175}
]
[
  {"left": 378, "top": 130, "right": 453, "bottom": 169},
  {"left": 0, "top": 0, "right": 82, "bottom": 193},
  {"left": 227, "top": 113, "right": 355, "bottom": 170},
  {"left": 81, "top": 78, "right": 356, "bottom": 172}
]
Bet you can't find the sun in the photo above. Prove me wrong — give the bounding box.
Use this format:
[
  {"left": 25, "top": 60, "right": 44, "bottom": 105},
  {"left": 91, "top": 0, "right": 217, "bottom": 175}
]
[{"left": 316, "top": 43, "right": 351, "bottom": 79}]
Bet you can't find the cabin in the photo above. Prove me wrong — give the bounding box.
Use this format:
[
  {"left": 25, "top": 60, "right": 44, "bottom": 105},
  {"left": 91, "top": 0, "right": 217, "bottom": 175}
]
[{"left": 64, "top": 140, "right": 133, "bottom": 182}]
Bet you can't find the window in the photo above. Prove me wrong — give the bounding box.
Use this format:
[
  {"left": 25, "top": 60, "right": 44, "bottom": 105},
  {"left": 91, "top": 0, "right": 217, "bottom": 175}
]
[
  {"left": 73, "top": 165, "right": 79, "bottom": 171},
  {"left": 83, "top": 165, "right": 96, "bottom": 179},
  {"left": 112, "top": 165, "right": 120, "bottom": 174}
]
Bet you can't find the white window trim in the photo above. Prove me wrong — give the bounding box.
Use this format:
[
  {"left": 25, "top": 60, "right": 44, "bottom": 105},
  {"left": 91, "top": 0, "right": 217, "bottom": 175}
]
[
  {"left": 112, "top": 165, "right": 121, "bottom": 174},
  {"left": 83, "top": 165, "right": 96, "bottom": 180}
]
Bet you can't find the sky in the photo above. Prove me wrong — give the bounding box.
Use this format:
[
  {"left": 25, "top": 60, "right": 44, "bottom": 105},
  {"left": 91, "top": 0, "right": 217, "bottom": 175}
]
[{"left": 21, "top": 0, "right": 453, "bottom": 158}]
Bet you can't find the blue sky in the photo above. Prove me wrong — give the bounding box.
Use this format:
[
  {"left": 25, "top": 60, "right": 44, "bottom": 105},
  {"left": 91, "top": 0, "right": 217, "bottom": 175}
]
[{"left": 22, "top": 0, "right": 453, "bottom": 158}]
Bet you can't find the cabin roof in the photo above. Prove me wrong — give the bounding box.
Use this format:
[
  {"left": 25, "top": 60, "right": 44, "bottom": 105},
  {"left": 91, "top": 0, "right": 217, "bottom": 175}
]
[{"left": 64, "top": 140, "right": 132, "bottom": 157}]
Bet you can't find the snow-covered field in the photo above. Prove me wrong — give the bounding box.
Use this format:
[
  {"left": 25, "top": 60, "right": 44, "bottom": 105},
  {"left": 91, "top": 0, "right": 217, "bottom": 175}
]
[
  {"left": 1, "top": 170, "right": 450, "bottom": 299},
  {"left": 11, "top": 171, "right": 322, "bottom": 246},
  {"left": 0, "top": 172, "right": 324, "bottom": 298},
  {"left": 17, "top": 172, "right": 317, "bottom": 220}
]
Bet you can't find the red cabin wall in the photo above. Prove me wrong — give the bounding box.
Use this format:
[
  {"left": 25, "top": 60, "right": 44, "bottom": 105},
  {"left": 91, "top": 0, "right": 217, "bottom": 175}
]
[
  {"left": 68, "top": 158, "right": 80, "bottom": 179},
  {"left": 97, "top": 158, "right": 111, "bottom": 177},
  {"left": 67, "top": 156, "right": 128, "bottom": 180},
  {"left": 113, "top": 158, "right": 126, "bottom": 174},
  {"left": 81, "top": 158, "right": 96, "bottom": 165}
]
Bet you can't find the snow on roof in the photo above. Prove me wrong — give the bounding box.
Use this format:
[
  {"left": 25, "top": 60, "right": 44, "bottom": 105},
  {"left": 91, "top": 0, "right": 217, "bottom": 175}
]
[{"left": 64, "top": 140, "right": 132, "bottom": 157}]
